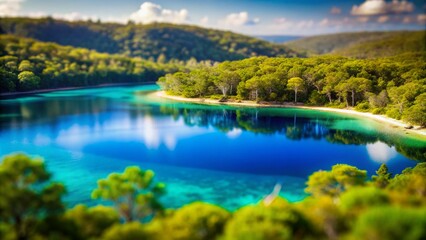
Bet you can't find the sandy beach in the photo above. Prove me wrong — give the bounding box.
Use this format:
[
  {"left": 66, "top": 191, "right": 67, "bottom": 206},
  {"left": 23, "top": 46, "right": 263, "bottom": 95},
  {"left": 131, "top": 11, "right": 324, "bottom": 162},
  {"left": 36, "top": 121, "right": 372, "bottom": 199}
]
[{"left": 156, "top": 91, "right": 426, "bottom": 137}]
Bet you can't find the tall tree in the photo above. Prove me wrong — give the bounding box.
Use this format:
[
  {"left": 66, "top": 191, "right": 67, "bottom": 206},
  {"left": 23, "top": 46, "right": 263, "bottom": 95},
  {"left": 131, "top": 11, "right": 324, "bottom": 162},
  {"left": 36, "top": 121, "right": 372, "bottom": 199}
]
[
  {"left": 287, "top": 77, "right": 305, "bottom": 103},
  {"left": 245, "top": 76, "right": 262, "bottom": 101},
  {"left": 372, "top": 164, "right": 392, "bottom": 188},
  {"left": 343, "top": 77, "right": 371, "bottom": 107},
  {"left": 18, "top": 71, "right": 40, "bottom": 91},
  {"left": 91, "top": 166, "right": 166, "bottom": 222}
]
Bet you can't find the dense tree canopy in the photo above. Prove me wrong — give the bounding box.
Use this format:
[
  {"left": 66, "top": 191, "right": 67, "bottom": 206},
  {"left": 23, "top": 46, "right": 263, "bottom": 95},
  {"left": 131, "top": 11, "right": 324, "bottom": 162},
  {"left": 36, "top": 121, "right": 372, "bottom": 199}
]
[
  {"left": 92, "top": 166, "right": 166, "bottom": 222},
  {"left": 0, "top": 35, "right": 189, "bottom": 93},
  {"left": 159, "top": 54, "right": 426, "bottom": 126}
]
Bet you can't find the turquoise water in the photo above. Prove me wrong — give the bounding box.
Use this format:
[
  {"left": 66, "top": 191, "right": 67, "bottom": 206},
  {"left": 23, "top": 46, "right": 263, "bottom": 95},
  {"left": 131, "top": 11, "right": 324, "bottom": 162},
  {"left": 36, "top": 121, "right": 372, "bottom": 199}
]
[{"left": 1, "top": 85, "right": 425, "bottom": 210}]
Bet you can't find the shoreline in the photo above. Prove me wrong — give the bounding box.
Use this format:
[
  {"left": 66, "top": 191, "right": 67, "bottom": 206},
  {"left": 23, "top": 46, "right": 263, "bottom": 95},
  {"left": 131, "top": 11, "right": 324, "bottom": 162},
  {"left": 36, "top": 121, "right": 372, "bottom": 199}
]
[
  {"left": 0, "top": 82, "right": 156, "bottom": 99},
  {"left": 156, "top": 91, "right": 426, "bottom": 137}
]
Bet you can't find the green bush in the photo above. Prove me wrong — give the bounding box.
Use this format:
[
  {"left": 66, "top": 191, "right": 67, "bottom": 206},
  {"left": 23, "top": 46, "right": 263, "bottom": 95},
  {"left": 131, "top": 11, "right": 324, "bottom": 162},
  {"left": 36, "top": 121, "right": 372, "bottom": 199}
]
[
  {"left": 102, "top": 222, "right": 152, "bottom": 240},
  {"left": 223, "top": 198, "right": 313, "bottom": 240},
  {"left": 307, "top": 90, "right": 327, "bottom": 106},
  {"left": 349, "top": 206, "right": 426, "bottom": 240},
  {"left": 354, "top": 102, "right": 370, "bottom": 112},
  {"left": 371, "top": 107, "right": 385, "bottom": 114},
  {"left": 163, "top": 202, "right": 230, "bottom": 240},
  {"left": 386, "top": 108, "right": 402, "bottom": 120}
]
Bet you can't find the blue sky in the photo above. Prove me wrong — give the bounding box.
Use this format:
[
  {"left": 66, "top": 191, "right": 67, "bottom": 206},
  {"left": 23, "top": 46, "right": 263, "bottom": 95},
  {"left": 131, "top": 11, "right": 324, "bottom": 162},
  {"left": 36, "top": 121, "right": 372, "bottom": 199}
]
[{"left": 1, "top": 0, "right": 425, "bottom": 35}]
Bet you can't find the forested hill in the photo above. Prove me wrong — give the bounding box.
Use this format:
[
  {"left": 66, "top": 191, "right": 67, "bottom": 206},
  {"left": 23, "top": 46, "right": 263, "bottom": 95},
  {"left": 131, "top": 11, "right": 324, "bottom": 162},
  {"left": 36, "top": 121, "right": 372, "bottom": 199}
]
[
  {"left": 285, "top": 31, "right": 426, "bottom": 57},
  {"left": 0, "top": 35, "right": 187, "bottom": 93},
  {"left": 0, "top": 17, "right": 301, "bottom": 62}
]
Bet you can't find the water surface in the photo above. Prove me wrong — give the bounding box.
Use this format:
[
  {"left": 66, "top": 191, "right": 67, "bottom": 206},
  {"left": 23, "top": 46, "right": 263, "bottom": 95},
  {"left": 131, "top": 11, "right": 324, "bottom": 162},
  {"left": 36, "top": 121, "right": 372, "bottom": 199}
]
[{"left": 1, "top": 85, "right": 425, "bottom": 210}]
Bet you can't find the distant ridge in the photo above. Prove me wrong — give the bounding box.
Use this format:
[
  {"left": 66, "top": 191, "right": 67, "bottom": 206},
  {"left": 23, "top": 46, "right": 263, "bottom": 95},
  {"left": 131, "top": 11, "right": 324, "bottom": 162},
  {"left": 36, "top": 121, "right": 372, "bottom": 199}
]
[
  {"left": 285, "top": 31, "right": 426, "bottom": 58},
  {"left": 0, "top": 17, "right": 301, "bottom": 62}
]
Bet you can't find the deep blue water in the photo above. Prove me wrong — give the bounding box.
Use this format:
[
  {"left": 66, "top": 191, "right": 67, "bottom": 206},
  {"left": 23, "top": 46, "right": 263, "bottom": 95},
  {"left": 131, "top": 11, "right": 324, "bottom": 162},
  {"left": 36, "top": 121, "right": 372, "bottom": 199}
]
[{"left": 0, "top": 85, "right": 425, "bottom": 210}]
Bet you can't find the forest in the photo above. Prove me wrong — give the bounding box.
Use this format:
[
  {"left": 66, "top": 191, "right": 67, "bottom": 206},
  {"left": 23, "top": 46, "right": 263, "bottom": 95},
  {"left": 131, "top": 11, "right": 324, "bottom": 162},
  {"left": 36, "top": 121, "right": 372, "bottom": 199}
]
[
  {"left": 158, "top": 54, "right": 426, "bottom": 127},
  {"left": 0, "top": 153, "right": 425, "bottom": 240},
  {"left": 0, "top": 35, "right": 196, "bottom": 93},
  {"left": 0, "top": 17, "right": 299, "bottom": 62}
]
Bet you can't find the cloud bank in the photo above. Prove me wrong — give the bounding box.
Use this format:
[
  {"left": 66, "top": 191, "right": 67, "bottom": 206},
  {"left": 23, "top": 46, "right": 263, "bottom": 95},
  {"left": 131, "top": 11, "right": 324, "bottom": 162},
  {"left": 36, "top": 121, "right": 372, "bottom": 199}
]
[
  {"left": 0, "top": 0, "right": 23, "bottom": 16},
  {"left": 129, "top": 2, "right": 189, "bottom": 24},
  {"left": 223, "top": 12, "right": 260, "bottom": 26},
  {"left": 351, "top": 0, "right": 414, "bottom": 16}
]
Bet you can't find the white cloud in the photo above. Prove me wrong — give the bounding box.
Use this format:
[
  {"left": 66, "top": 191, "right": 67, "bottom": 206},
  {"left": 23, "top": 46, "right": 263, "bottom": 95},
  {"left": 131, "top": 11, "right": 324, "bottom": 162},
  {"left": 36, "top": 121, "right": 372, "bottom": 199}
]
[
  {"left": 402, "top": 15, "right": 413, "bottom": 23},
  {"left": 388, "top": 0, "right": 415, "bottom": 14},
  {"left": 52, "top": 12, "right": 98, "bottom": 22},
  {"left": 319, "top": 18, "right": 330, "bottom": 26},
  {"left": 226, "top": 128, "right": 242, "bottom": 139},
  {"left": 351, "top": 0, "right": 414, "bottom": 16},
  {"left": 377, "top": 15, "right": 390, "bottom": 23},
  {"left": 418, "top": 14, "right": 426, "bottom": 24},
  {"left": 357, "top": 16, "right": 370, "bottom": 23},
  {"left": 200, "top": 16, "right": 209, "bottom": 25},
  {"left": 297, "top": 20, "right": 314, "bottom": 28},
  {"left": 366, "top": 141, "right": 397, "bottom": 163},
  {"left": 330, "top": 7, "right": 342, "bottom": 15},
  {"left": 222, "top": 11, "right": 260, "bottom": 26},
  {"left": 0, "top": 0, "right": 24, "bottom": 16},
  {"left": 273, "top": 18, "right": 315, "bottom": 29},
  {"left": 129, "top": 2, "right": 189, "bottom": 24},
  {"left": 274, "top": 17, "right": 288, "bottom": 25}
]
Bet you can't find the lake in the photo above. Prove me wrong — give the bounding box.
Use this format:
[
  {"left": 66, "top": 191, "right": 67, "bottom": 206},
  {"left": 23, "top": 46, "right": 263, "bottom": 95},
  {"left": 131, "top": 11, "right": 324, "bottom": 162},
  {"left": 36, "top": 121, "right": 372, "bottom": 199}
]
[{"left": 1, "top": 85, "right": 425, "bottom": 210}]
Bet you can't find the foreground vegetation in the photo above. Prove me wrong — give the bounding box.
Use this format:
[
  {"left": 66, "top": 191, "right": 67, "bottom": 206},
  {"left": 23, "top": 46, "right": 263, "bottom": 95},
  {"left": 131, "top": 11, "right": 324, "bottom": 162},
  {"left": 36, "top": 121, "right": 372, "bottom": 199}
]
[
  {"left": 0, "top": 17, "right": 300, "bottom": 62},
  {"left": 0, "top": 153, "right": 425, "bottom": 240},
  {"left": 158, "top": 54, "right": 426, "bottom": 126}
]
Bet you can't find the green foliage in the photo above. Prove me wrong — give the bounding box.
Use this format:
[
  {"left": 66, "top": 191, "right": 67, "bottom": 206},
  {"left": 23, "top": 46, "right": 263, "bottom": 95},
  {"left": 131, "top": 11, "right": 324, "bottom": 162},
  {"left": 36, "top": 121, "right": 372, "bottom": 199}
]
[
  {"left": 388, "top": 162, "right": 426, "bottom": 197},
  {"left": 340, "top": 187, "right": 389, "bottom": 213},
  {"left": 0, "top": 68, "right": 16, "bottom": 92},
  {"left": 0, "top": 153, "right": 65, "bottom": 240},
  {"left": 223, "top": 197, "right": 313, "bottom": 240},
  {"left": 17, "top": 71, "right": 40, "bottom": 91},
  {"left": 163, "top": 202, "right": 230, "bottom": 240},
  {"left": 307, "top": 90, "right": 327, "bottom": 105},
  {"left": 372, "top": 163, "right": 392, "bottom": 188},
  {"left": 65, "top": 204, "right": 119, "bottom": 239},
  {"left": 101, "top": 222, "right": 152, "bottom": 240},
  {"left": 305, "top": 164, "right": 367, "bottom": 197},
  {"left": 354, "top": 102, "right": 370, "bottom": 112},
  {"left": 349, "top": 206, "right": 426, "bottom": 240},
  {"left": 403, "top": 93, "right": 426, "bottom": 127},
  {"left": 91, "top": 166, "right": 166, "bottom": 222},
  {"left": 296, "top": 196, "right": 344, "bottom": 240},
  {"left": 287, "top": 77, "right": 305, "bottom": 103}
]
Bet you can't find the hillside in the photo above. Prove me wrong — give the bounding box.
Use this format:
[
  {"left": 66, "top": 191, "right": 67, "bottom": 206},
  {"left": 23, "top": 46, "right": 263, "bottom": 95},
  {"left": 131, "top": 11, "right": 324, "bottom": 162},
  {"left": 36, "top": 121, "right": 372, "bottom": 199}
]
[
  {"left": 0, "top": 35, "right": 184, "bottom": 93},
  {"left": 0, "top": 17, "right": 300, "bottom": 62},
  {"left": 285, "top": 31, "right": 426, "bottom": 57}
]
